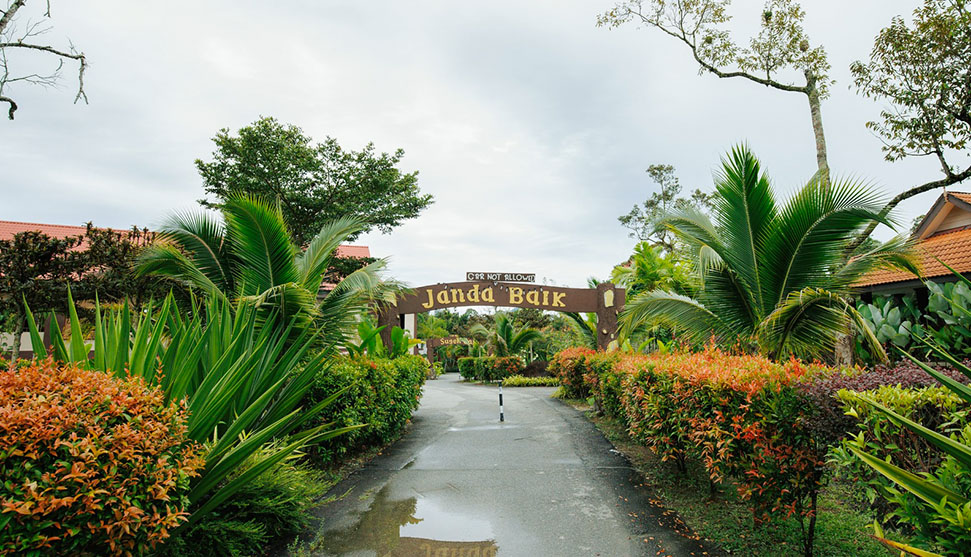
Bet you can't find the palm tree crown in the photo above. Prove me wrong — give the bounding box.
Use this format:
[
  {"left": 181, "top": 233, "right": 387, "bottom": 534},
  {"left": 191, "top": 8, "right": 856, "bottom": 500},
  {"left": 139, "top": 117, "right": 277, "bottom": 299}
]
[
  {"left": 620, "top": 146, "right": 919, "bottom": 360},
  {"left": 137, "top": 195, "right": 389, "bottom": 345},
  {"left": 471, "top": 313, "right": 543, "bottom": 357}
]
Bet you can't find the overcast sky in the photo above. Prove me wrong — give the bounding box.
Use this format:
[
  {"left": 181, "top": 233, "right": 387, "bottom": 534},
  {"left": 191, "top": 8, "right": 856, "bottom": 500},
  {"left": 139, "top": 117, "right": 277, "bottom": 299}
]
[{"left": 0, "top": 0, "right": 952, "bottom": 289}]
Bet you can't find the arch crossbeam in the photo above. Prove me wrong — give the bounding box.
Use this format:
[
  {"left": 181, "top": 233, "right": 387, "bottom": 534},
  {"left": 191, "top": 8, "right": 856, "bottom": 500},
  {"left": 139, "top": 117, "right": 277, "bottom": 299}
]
[{"left": 377, "top": 281, "right": 624, "bottom": 351}]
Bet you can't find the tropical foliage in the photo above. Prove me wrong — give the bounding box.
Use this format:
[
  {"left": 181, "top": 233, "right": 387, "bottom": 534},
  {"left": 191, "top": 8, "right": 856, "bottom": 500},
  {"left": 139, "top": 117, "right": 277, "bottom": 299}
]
[
  {"left": 620, "top": 145, "right": 918, "bottom": 360},
  {"left": 24, "top": 291, "right": 356, "bottom": 528},
  {"left": 470, "top": 313, "right": 542, "bottom": 357},
  {"left": 137, "top": 194, "right": 391, "bottom": 346}
]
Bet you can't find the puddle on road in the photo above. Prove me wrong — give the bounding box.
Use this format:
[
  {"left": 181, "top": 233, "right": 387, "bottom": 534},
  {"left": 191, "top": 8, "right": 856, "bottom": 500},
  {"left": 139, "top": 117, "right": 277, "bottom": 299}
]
[{"left": 320, "top": 485, "right": 499, "bottom": 556}]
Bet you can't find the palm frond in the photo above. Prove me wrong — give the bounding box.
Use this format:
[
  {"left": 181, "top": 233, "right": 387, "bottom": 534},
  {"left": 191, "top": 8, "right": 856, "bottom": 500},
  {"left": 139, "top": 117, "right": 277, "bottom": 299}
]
[
  {"left": 143, "top": 209, "right": 234, "bottom": 294},
  {"left": 295, "top": 216, "right": 365, "bottom": 293},
  {"left": 760, "top": 287, "right": 886, "bottom": 361},
  {"left": 710, "top": 145, "right": 777, "bottom": 317},
  {"left": 223, "top": 195, "right": 299, "bottom": 296},
  {"left": 763, "top": 176, "right": 896, "bottom": 304},
  {"left": 835, "top": 235, "right": 921, "bottom": 290},
  {"left": 619, "top": 290, "right": 726, "bottom": 345}
]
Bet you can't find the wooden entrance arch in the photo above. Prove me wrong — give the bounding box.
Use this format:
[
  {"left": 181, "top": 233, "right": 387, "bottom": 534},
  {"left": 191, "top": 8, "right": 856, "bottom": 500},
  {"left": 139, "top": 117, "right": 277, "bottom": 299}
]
[{"left": 377, "top": 281, "right": 625, "bottom": 351}]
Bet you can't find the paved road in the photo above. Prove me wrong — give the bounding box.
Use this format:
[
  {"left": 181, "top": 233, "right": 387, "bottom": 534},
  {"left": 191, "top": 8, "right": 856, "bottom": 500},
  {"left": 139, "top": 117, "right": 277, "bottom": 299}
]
[{"left": 297, "top": 374, "right": 720, "bottom": 557}]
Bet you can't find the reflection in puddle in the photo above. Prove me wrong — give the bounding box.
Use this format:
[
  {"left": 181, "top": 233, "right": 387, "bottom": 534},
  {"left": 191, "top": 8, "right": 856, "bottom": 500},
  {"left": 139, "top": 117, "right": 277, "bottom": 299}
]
[{"left": 321, "top": 485, "right": 499, "bottom": 556}]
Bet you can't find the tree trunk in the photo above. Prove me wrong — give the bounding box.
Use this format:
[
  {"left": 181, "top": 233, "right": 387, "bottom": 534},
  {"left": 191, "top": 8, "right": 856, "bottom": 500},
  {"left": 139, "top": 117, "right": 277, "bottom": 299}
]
[
  {"left": 805, "top": 71, "right": 830, "bottom": 190},
  {"left": 9, "top": 312, "right": 24, "bottom": 363}
]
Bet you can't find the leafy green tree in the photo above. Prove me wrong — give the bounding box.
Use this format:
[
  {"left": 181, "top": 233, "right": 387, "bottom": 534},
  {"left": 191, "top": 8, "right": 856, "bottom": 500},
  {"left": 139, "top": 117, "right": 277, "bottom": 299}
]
[
  {"left": 599, "top": 0, "right": 834, "bottom": 183},
  {"left": 611, "top": 241, "right": 691, "bottom": 299},
  {"left": 137, "top": 195, "right": 388, "bottom": 346},
  {"left": 0, "top": 231, "right": 81, "bottom": 360},
  {"left": 620, "top": 145, "right": 919, "bottom": 361},
  {"left": 196, "top": 117, "right": 433, "bottom": 246},
  {"left": 618, "top": 164, "right": 713, "bottom": 252},
  {"left": 849, "top": 0, "right": 971, "bottom": 249},
  {"left": 471, "top": 313, "right": 543, "bottom": 357}
]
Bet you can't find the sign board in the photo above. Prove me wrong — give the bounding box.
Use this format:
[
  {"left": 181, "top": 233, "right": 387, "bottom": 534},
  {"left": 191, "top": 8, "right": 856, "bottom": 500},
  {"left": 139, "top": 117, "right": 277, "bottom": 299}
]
[
  {"left": 465, "top": 271, "right": 535, "bottom": 283},
  {"left": 396, "top": 281, "right": 611, "bottom": 313}
]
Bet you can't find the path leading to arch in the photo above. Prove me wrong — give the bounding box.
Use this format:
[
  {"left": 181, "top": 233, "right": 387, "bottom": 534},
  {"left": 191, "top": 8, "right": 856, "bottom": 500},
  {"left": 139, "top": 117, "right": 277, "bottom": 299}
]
[{"left": 298, "top": 374, "right": 722, "bottom": 557}]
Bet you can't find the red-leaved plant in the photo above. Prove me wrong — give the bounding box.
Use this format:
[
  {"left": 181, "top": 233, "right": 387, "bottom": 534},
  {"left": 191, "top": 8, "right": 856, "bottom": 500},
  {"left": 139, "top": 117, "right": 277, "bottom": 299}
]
[{"left": 0, "top": 360, "right": 203, "bottom": 556}]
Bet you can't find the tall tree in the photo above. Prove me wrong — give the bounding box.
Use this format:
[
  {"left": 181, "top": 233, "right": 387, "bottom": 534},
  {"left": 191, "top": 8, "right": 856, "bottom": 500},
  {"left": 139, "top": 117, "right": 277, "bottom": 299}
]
[
  {"left": 598, "top": 0, "right": 832, "bottom": 183},
  {"left": 196, "top": 117, "right": 433, "bottom": 247},
  {"left": 0, "top": 1, "right": 87, "bottom": 120},
  {"left": 619, "top": 164, "right": 713, "bottom": 252},
  {"left": 849, "top": 0, "right": 971, "bottom": 249},
  {"left": 620, "top": 146, "right": 919, "bottom": 361}
]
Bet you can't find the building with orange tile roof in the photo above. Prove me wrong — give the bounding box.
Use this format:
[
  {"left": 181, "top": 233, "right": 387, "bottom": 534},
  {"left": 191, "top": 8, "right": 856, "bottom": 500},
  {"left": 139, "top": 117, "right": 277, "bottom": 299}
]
[{"left": 856, "top": 192, "right": 971, "bottom": 295}]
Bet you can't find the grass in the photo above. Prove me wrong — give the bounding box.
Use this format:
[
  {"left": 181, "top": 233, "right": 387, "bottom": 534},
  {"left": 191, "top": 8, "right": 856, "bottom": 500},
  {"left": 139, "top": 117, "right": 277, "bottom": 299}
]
[{"left": 567, "top": 400, "right": 910, "bottom": 557}]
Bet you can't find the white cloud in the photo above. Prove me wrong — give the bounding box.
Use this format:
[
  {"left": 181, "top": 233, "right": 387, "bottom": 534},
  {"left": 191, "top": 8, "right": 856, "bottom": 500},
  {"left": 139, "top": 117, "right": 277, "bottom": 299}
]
[{"left": 0, "top": 0, "right": 947, "bottom": 290}]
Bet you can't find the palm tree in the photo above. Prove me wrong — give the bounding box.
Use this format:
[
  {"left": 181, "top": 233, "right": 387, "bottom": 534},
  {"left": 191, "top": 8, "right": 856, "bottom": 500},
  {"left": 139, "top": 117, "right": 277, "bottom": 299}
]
[
  {"left": 137, "top": 195, "right": 391, "bottom": 345},
  {"left": 471, "top": 313, "right": 543, "bottom": 357},
  {"left": 620, "top": 146, "right": 919, "bottom": 361}
]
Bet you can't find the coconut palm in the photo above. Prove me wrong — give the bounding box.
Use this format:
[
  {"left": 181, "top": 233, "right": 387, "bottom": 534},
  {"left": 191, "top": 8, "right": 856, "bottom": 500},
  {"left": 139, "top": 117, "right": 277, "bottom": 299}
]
[
  {"left": 137, "top": 195, "right": 392, "bottom": 345},
  {"left": 620, "top": 146, "right": 919, "bottom": 361},
  {"left": 471, "top": 313, "right": 543, "bottom": 357}
]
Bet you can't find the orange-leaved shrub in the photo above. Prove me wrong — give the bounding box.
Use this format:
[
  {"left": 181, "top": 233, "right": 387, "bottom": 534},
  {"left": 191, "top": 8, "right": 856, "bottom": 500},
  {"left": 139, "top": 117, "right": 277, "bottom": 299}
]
[
  {"left": 559, "top": 346, "right": 843, "bottom": 554},
  {"left": 0, "top": 360, "right": 203, "bottom": 556},
  {"left": 547, "top": 347, "right": 595, "bottom": 398}
]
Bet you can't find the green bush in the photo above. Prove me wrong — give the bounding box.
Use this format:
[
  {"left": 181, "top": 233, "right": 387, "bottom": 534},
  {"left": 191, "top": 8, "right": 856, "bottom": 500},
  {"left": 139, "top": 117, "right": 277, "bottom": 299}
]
[
  {"left": 836, "top": 383, "right": 971, "bottom": 554},
  {"left": 157, "top": 450, "right": 327, "bottom": 557},
  {"left": 501, "top": 375, "right": 560, "bottom": 387},
  {"left": 304, "top": 355, "right": 427, "bottom": 465},
  {"left": 457, "top": 356, "right": 523, "bottom": 381},
  {"left": 457, "top": 357, "right": 476, "bottom": 380},
  {"left": 430, "top": 361, "right": 444, "bottom": 379}
]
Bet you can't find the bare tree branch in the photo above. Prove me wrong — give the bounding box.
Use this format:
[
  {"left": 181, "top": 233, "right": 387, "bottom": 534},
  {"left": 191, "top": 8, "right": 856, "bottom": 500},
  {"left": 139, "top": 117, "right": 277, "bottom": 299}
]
[
  {"left": 0, "top": 93, "right": 16, "bottom": 119},
  {"left": 0, "top": 1, "right": 87, "bottom": 119},
  {"left": 0, "top": 1, "right": 26, "bottom": 36},
  {"left": 849, "top": 164, "right": 971, "bottom": 252}
]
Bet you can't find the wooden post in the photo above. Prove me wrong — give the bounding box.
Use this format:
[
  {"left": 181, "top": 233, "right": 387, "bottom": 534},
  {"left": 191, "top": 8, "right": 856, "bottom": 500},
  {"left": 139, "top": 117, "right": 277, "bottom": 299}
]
[
  {"left": 376, "top": 305, "right": 398, "bottom": 353},
  {"left": 596, "top": 282, "right": 624, "bottom": 351}
]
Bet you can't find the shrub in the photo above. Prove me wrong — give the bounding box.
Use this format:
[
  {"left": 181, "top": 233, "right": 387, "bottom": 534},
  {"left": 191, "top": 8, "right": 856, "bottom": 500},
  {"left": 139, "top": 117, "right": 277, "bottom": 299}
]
[
  {"left": 547, "top": 347, "right": 595, "bottom": 398},
  {"left": 521, "top": 360, "right": 550, "bottom": 377},
  {"left": 832, "top": 384, "right": 970, "bottom": 545},
  {"left": 0, "top": 360, "right": 202, "bottom": 556},
  {"left": 457, "top": 357, "right": 476, "bottom": 380},
  {"left": 304, "top": 355, "right": 427, "bottom": 465},
  {"left": 580, "top": 351, "right": 622, "bottom": 417},
  {"left": 156, "top": 450, "right": 327, "bottom": 557},
  {"left": 840, "top": 339, "right": 971, "bottom": 556},
  {"left": 559, "top": 346, "right": 840, "bottom": 556},
  {"left": 501, "top": 375, "right": 560, "bottom": 387},
  {"left": 456, "top": 356, "right": 524, "bottom": 382},
  {"left": 487, "top": 356, "right": 523, "bottom": 381},
  {"left": 430, "top": 361, "right": 444, "bottom": 379}
]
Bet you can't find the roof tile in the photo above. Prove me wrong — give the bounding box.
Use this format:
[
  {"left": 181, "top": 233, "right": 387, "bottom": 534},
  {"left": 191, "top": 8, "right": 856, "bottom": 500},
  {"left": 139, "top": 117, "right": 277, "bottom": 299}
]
[{"left": 855, "top": 227, "right": 971, "bottom": 287}]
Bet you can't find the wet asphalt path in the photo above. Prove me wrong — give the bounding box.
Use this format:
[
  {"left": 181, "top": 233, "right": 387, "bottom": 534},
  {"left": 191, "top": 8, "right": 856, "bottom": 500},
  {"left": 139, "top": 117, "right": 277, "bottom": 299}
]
[{"left": 295, "top": 373, "right": 721, "bottom": 557}]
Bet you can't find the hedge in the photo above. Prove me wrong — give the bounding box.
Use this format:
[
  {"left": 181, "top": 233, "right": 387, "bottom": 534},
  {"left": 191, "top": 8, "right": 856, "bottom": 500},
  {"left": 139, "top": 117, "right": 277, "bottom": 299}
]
[
  {"left": 553, "top": 347, "right": 843, "bottom": 555},
  {"left": 0, "top": 360, "right": 202, "bottom": 556},
  {"left": 303, "top": 355, "right": 428, "bottom": 465},
  {"left": 456, "top": 356, "right": 524, "bottom": 382}
]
